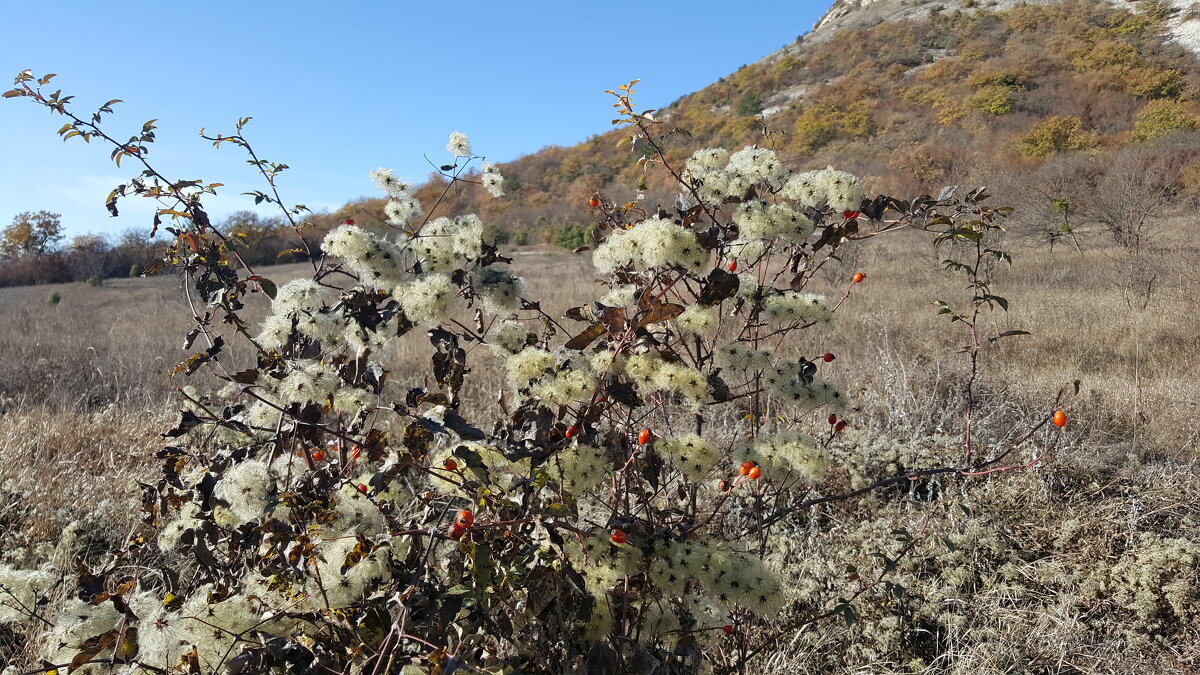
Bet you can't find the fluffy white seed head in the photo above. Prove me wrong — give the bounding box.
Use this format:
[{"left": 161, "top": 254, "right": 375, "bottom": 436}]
[
  {"left": 489, "top": 317, "right": 532, "bottom": 354},
  {"left": 396, "top": 273, "right": 457, "bottom": 325},
  {"left": 592, "top": 218, "right": 707, "bottom": 274},
  {"left": 480, "top": 163, "right": 505, "bottom": 198},
  {"left": 0, "top": 566, "right": 55, "bottom": 623},
  {"left": 473, "top": 265, "right": 526, "bottom": 314},
  {"left": 272, "top": 279, "right": 325, "bottom": 317},
  {"left": 551, "top": 443, "right": 610, "bottom": 493},
  {"left": 447, "top": 131, "right": 471, "bottom": 157},
  {"left": 213, "top": 459, "right": 274, "bottom": 526},
  {"left": 370, "top": 168, "right": 412, "bottom": 198},
  {"left": 506, "top": 347, "right": 554, "bottom": 387},
  {"left": 762, "top": 292, "right": 833, "bottom": 325},
  {"left": 384, "top": 196, "right": 423, "bottom": 227},
  {"left": 673, "top": 304, "right": 718, "bottom": 337},
  {"left": 657, "top": 434, "right": 720, "bottom": 481}
]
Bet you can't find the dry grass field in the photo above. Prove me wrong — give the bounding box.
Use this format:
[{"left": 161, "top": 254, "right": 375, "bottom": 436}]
[{"left": 1, "top": 221, "right": 1198, "bottom": 672}]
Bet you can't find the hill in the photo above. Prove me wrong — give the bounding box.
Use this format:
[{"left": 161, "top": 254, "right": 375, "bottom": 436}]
[
  {"left": 307, "top": 0, "right": 1200, "bottom": 249},
  {"left": 4, "top": 0, "right": 1200, "bottom": 282}
]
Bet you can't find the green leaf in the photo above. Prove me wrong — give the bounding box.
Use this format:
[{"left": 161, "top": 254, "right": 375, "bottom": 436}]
[
  {"left": 834, "top": 598, "right": 856, "bottom": 626},
  {"left": 247, "top": 275, "right": 277, "bottom": 300}
]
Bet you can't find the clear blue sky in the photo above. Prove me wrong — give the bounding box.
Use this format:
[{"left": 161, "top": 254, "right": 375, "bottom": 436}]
[{"left": 0, "top": 1, "right": 832, "bottom": 239}]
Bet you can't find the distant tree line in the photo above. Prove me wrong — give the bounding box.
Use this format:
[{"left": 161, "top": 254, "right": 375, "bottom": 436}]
[
  {"left": 0, "top": 198, "right": 605, "bottom": 288},
  {"left": 0, "top": 211, "right": 158, "bottom": 286},
  {"left": 0, "top": 209, "right": 335, "bottom": 288}
]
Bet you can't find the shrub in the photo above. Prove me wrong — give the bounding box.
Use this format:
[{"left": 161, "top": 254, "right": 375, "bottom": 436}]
[
  {"left": 736, "top": 91, "right": 763, "bottom": 116},
  {"left": 550, "top": 222, "right": 594, "bottom": 250},
  {"left": 967, "top": 85, "right": 1016, "bottom": 115},
  {"left": 1070, "top": 40, "right": 1140, "bottom": 72},
  {"left": 0, "top": 72, "right": 1064, "bottom": 675},
  {"left": 47, "top": 291, "right": 60, "bottom": 306},
  {"left": 793, "top": 101, "right": 873, "bottom": 151},
  {"left": 1132, "top": 99, "right": 1200, "bottom": 141},
  {"left": 1019, "top": 116, "right": 1099, "bottom": 158},
  {"left": 500, "top": 174, "right": 522, "bottom": 193},
  {"left": 1126, "top": 67, "right": 1187, "bottom": 99},
  {"left": 965, "top": 69, "right": 1026, "bottom": 90}
]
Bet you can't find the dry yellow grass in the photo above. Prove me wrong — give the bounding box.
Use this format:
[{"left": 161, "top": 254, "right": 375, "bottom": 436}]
[
  {"left": 1, "top": 228, "right": 1194, "bottom": 549},
  {"left": 0, "top": 224, "right": 1197, "bottom": 672}
]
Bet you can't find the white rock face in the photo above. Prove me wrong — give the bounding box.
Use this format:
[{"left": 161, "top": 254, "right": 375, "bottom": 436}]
[
  {"left": 804, "top": 0, "right": 1200, "bottom": 55},
  {"left": 810, "top": 0, "right": 1116, "bottom": 39},
  {"left": 1163, "top": 1, "right": 1200, "bottom": 53}
]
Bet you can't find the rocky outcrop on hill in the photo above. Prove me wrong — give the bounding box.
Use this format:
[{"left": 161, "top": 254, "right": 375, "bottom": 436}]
[{"left": 808, "top": 0, "right": 1200, "bottom": 53}]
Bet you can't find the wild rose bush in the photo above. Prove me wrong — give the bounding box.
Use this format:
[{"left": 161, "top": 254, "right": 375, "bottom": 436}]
[{"left": 0, "top": 74, "right": 1068, "bottom": 674}]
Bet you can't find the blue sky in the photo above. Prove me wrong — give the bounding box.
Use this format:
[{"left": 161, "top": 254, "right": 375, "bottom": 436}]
[{"left": 0, "top": 1, "right": 832, "bottom": 239}]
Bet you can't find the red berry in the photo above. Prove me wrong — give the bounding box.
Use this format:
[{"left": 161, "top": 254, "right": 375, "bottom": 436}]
[
  {"left": 722, "top": 624, "right": 734, "bottom": 636},
  {"left": 748, "top": 466, "right": 762, "bottom": 480},
  {"left": 565, "top": 424, "right": 579, "bottom": 439},
  {"left": 637, "top": 429, "right": 652, "bottom": 445},
  {"left": 456, "top": 509, "right": 474, "bottom": 529},
  {"left": 828, "top": 414, "right": 838, "bottom": 425},
  {"left": 443, "top": 458, "right": 458, "bottom": 471},
  {"left": 717, "top": 479, "right": 731, "bottom": 492},
  {"left": 842, "top": 210, "right": 859, "bottom": 219},
  {"left": 311, "top": 451, "right": 325, "bottom": 462},
  {"left": 823, "top": 352, "right": 835, "bottom": 363},
  {"left": 852, "top": 272, "right": 865, "bottom": 283},
  {"left": 610, "top": 529, "right": 627, "bottom": 544},
  {"left": 835, "top": 420, "right": 848, "bottom": 432},
  {"left": 727, "top": 260, "right": 738, "bottom": 272},
  {"left": 350, "top": 445, "right": 361, "bottom": 459},
  {"left": 358, "top": 483, "right": 368, "bottom": 494},
  {"left": 343, "top": 218, "right": 355, "bottom": 226},
  {"left": 447, "top": 523, "right": 466, "bottom": 540},
  {"left": 589, "top": 196, "right": 600, "bottom": 208},
  {"left": 1053, "top": 410, "right": 1067, "bottom": 427},
  {"left": 739, "top": 460, "right": 755, "bottom": 476}
]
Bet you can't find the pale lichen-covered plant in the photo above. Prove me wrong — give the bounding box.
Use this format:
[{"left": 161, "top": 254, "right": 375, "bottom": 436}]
[{"left": 0, "top": 73, "right": 1069, "bottom": 674}]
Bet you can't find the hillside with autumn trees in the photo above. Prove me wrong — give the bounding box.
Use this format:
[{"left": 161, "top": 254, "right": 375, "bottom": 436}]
[
  {"left": 372, "top": 0, "right": 1200, "bottom": 239},
  {"left": 4, "top": 0, "right": 1200, "bottom": 284}
]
